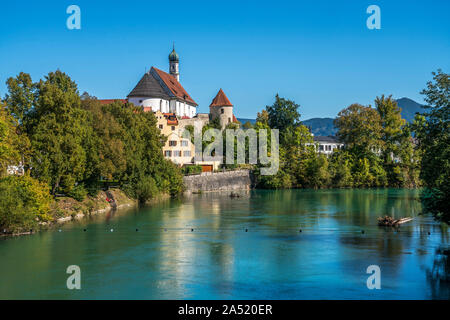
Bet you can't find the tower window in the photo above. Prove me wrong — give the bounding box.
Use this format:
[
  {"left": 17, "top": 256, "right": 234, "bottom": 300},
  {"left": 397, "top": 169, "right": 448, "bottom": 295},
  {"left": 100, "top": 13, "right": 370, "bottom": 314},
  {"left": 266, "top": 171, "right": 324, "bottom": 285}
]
[{"left": 221, "top": 109, "right": 224, "bottom": 114}]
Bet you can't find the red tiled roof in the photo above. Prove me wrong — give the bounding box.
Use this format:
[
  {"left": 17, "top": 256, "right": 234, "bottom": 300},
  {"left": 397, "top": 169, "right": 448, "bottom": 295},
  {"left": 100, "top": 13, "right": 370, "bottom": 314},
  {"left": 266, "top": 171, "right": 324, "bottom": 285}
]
[
  {"left": 99, "top": 99, "right": 127, "bottom": 105},
  {"left": 210, "top": 89, "right": 233, "bottom": 107},
  {"left": 233, "top": 115, "right": 239, "bottom": 123},
  {"left": 152, "top": 67, "right": 197, "bottom": 106},
  {"left": 163, "top": 113, "right": 178, "bottom": 125}
]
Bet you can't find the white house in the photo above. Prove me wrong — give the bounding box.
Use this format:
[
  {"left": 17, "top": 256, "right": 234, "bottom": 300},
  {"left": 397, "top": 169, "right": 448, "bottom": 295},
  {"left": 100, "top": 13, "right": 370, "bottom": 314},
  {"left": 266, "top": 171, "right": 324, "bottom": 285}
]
[{"left": 312, "top": 136, "right": 344, "bottom": 155}]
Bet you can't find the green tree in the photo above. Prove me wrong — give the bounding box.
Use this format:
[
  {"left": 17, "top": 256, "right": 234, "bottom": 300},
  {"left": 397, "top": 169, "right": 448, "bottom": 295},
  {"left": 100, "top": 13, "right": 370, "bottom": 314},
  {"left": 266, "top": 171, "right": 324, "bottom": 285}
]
[
  {"left": 266, "top": 94, "right": 301, "bottom": 145},
  {"left": 417, "top": 70, "right": 449, "bottom": 223},
  {"left": 335, "top": 103, "right": 382, "bottom": 157},
  {"left": 27, "top": 71, "right": 90, "bottom": 195},
  {"left": 0, "top": 175, "right": 52, "bottom": 233}
]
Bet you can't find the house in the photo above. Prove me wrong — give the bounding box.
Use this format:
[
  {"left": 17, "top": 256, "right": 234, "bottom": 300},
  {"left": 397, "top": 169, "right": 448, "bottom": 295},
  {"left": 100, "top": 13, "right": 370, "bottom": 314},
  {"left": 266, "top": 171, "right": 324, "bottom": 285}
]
[{"left": 312, "top": 136, "right": 344, "bottom": 155}]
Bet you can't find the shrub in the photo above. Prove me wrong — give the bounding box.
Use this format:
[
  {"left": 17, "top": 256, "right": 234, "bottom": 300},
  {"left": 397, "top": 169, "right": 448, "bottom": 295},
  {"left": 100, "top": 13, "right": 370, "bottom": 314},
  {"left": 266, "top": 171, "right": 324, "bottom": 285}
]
[{"left": 0, "top": 175, "right": 52, "bottom": 233}]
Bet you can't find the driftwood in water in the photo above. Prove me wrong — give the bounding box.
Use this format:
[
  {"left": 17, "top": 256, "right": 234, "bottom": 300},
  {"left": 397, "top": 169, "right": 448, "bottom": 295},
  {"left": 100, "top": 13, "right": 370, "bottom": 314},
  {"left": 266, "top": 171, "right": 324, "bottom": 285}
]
[
  {"left": 378, "top": 216, "right": 413, "bottom": 227},
  {"left": 230, "top": 192, "right": 240, "bottom": 198}
]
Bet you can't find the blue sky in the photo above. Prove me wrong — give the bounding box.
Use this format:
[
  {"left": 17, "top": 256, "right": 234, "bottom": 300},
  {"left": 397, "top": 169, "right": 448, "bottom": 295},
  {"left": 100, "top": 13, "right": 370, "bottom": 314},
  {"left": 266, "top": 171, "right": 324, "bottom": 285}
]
[{"left": 1, "top": 0, "right": 449, "bottom": 119}]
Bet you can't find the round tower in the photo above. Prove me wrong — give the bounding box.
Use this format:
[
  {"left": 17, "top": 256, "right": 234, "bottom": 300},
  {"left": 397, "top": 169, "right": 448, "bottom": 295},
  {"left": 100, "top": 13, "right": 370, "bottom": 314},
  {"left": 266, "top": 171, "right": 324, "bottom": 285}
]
[
  {"left": 209, "top": 89, "right": 234, "bottom": 129},
  {"left": 169, "top": 45, "right": 179, "bottom": 81}
]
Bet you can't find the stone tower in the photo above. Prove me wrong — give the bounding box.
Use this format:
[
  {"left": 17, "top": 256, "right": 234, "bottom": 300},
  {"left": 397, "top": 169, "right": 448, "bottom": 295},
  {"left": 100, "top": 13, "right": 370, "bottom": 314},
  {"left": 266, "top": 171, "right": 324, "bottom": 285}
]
[
  {"left": 209, "top": 89, "right": 234, "bottom": 128},
  {"left": 168, "top": 45, "right": 179, "bottom": 81}
]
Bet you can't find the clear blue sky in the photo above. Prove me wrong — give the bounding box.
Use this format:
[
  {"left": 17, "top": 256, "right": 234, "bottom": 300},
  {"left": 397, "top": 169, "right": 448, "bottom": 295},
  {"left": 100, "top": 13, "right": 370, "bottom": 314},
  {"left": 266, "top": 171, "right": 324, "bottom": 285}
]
[{"left": 1, "top": 0, "right": 449, "bottom": 119}]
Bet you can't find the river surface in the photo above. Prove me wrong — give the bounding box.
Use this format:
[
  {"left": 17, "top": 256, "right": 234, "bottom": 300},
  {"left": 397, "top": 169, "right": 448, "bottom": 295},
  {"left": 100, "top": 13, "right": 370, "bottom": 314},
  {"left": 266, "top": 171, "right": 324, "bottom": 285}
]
[{"left": 0, "top": 189, "right": 449, "bottom": 299}]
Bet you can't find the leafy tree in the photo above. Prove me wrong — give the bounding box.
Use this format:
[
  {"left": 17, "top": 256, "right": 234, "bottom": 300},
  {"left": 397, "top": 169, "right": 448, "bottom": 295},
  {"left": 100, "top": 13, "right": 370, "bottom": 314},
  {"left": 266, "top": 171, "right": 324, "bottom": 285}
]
[
  {"left": 375, "top": 95, "right": 406, "bottom": 163},
  {"left": 4, "top": 72, "right": 35, "bottom": 128},
  {"left": 417, "top": 70, "right": 449, "bottom": 224},
  {"left": 335, "top": 103, "right": 382, "bottom": 157},
  {"left": 256, "top": 109, "right": 269, "bottom": 125},
  {"left": 0, "top": 175, "right": 52, "bottom": 233},
  {"left": 243, "top": 121, "right": 253, "bottom": 129},
  {"left": 0, "top": 103, "right": 21, "bottom": 176},
  {"left": 266, "top": 94, "right": 301, "bottom": 145},
  {"left": 28, "top": 71, "right": 90, "bottom": 195}
]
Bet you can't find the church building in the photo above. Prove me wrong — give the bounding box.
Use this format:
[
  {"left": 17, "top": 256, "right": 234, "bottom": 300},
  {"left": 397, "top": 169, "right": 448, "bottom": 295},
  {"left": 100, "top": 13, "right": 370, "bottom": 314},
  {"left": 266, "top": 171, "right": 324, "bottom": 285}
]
[{"left": 127, "top": 46, "right": 198, "bottom": 118}]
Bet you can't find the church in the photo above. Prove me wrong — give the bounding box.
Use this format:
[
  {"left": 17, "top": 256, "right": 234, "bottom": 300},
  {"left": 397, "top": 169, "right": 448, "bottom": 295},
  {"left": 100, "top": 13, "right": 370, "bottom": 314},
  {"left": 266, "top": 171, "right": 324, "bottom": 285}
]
[
  {"left": 107, "top": 46, "right": 240, "bottom": 170},
  {"left": 126, "top": 46, "right": 237, "bottom": 125}
]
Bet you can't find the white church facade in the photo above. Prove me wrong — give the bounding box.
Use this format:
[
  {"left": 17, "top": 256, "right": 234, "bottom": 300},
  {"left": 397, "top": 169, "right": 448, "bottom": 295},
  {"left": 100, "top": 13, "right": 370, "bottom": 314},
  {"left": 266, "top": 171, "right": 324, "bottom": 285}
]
[{"left": 127, "top": 47, "right": 198, "bottom": 118}]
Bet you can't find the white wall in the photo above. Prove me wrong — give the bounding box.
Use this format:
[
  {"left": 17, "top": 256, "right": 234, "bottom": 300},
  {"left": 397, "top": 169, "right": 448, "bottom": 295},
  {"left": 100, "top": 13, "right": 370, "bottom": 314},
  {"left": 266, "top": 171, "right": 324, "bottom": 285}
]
[
  {"left": 128, "top": 97, "right": 170, "bottom": 113},
  {"left": 129, "top": 97, "right": 196, "bottom": 117}
]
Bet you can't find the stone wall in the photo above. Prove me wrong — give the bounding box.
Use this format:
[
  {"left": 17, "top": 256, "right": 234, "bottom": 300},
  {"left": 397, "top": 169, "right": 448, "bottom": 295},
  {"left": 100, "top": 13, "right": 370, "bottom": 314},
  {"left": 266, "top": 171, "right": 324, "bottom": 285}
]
[{"left": 183, "top": 170, "right": 253, "bottom": 193}]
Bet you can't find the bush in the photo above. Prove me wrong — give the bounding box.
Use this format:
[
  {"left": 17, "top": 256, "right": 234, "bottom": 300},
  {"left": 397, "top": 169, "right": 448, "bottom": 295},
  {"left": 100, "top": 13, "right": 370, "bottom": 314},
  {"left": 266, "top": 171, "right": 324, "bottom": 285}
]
[
  {"left": 0, "top": 175, "right": 52, "bottom": 233},
  {"left": 182, "top": 165, "right": 202, "bottom": 175},
  {"left": 135, "top": 176, "right": 158, "bottom": 203},
  {"left": 68, "top": 184, "right": 88, "bottom": 201}
]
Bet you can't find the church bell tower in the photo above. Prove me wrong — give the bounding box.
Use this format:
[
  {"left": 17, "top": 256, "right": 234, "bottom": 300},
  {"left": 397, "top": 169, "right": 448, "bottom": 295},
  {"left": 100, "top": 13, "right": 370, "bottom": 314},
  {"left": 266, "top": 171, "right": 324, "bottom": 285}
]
[{"left": 168, "top": 45, "right": 180, "bottom": 81}]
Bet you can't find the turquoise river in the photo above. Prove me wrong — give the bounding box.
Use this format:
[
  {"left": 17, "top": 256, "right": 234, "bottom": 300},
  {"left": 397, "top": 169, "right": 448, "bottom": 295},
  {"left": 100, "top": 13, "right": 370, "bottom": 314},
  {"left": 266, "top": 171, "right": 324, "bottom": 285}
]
[{"left": 0, "top": 189, "right": 449, "bottom": 299}]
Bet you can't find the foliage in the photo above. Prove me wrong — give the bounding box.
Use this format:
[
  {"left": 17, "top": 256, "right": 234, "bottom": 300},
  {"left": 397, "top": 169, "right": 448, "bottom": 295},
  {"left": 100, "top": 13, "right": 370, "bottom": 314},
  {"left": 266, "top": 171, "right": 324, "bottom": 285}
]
[
  {"left": 416, "top": 70, "right": 450, "bottom": 224},
  {"left": 182, "top": 165, "right": 203, "bottom": 175},
  {"left": 0, "top": 175, "right": 52, "bottom": 233}
]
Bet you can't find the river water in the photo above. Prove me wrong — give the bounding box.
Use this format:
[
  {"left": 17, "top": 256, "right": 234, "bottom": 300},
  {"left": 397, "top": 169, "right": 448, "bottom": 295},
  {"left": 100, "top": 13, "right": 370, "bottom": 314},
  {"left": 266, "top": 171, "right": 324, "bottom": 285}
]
[{"left": 0, "top": 189, "right": 449, "bottom": 299}]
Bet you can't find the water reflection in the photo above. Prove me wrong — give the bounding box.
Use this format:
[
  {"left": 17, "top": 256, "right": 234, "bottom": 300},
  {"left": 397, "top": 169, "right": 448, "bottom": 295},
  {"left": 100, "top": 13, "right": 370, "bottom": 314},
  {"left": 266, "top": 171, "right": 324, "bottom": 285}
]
[{"left": 0, "top": 189, "right": 448, "bottom": 299}]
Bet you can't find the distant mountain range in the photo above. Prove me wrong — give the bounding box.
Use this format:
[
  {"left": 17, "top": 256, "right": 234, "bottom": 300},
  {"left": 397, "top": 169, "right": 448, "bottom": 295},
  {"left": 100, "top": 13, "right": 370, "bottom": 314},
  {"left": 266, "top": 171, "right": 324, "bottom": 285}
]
[{"left": 238, "top": 98, "right": 425, "bottom": 137}]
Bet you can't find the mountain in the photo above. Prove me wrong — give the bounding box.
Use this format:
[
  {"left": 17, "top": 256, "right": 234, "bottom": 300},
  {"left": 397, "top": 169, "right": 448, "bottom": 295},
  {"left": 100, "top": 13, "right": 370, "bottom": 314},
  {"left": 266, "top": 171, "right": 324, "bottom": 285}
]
[
  {"left": 236, "top": 98, "right": 424, "bottom": 136},
  {"left": 237, "top": 118, "right": 256, "bottom": 125},
  {"left": 396, "top": 97, "right": 424, "bottom": 123},
  {"left": 302, "top": 118, "right": 336, "bottom": 136}
]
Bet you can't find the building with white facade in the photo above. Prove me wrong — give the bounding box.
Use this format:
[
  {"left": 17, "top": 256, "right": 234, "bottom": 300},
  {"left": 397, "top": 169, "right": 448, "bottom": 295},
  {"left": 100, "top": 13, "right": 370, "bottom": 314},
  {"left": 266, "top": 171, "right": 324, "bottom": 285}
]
[
  {"left": 312, "top": 136, "right": 344, "bottom": 155},
  {"left": 127, "top": 47, "right": 197, "bottom": 118}
]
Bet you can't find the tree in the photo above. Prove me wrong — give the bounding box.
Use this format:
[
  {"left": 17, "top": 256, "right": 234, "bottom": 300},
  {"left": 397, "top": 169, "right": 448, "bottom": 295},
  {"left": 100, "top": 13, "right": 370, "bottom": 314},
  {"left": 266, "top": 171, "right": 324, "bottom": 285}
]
[
  {"left": 417, "top": 70, "right": 449, "bottom": 224},
  {"left": 375, "top": 95, "right": 406, "bottom": 163},
  {"left": 266, "top": 94, "right": 301, "bottom": 145},
  {"left": 0, "top": 102, "right": 20, "bottom": 176},
  {"left": 335, "top": 103, "right": 382, "bottom": 157},
  {"left": 27, "top": 71, "right": 90, "bottom": 195},
  {"left": 0, "top": 175, "right": 52, "bottom": 234},
  {"left": 243, "top": 121, "right": 253, "bottom": 129},
  {"left": 4, "top": 72, "right": 35, "bottom": 129},
  {"left": 256, "top": 109, "right": 269, "bottom": 125}
]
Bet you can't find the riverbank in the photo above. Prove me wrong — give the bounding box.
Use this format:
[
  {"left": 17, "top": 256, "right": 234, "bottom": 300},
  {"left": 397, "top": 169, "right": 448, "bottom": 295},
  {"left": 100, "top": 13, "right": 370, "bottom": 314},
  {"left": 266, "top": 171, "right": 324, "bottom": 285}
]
[{"left": 0, "top": 189, "right": 137, "bottom": 237}]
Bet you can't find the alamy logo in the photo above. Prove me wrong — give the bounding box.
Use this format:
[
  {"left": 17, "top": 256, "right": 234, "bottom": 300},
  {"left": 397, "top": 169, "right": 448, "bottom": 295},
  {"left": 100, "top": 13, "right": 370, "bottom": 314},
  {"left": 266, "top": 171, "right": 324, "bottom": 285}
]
[
  {"left": 66, "top": 5, "right": 81, "bottom": 30},
  {"left": 366, "top": 5, "right": 381, "bottom": 30},
  {"left": 185, "top": 128, "right": 280, "bottom": 176},
  {"left": 66, "top": 265, "right": 81, "bottom": 290},
  {"left": 366, "top": 265, "right": 381, "bottom": 289}
]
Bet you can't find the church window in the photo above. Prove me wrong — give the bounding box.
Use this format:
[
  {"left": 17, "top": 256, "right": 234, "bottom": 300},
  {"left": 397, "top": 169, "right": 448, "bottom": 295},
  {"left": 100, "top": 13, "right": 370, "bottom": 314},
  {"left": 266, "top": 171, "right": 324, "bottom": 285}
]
[
  {"left": 181, "top": 140, "right": 188, "bottom": 147},
  {"left": 221, "top": 108, "right": 224, "bottom": 114},
  {"left": 159, "top": 124, "right": 163, "bottom": 129},
  {"left": 164, "top": 151, "right": 172, "bottom": 157},
  {"left": 171, "top": 126, "right": 175, "bottom": 131},
  {"left": 183, "top": 151, "right": 191, "bottom": 157},
  {"left": 228, "top": 118, "right": 231, "bottom": 123},
  {"left": 169, "top": 141, "right": 177, "bottom": 146}
]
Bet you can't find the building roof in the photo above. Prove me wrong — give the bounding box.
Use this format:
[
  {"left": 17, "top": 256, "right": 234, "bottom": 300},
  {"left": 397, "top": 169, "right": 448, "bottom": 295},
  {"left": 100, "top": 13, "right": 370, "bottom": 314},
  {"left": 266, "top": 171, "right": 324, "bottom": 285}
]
[
  {"left": 151, "top": 67, "right": 197, "bottom": 106},
  {"left": 169, "top": 46, "right": 179, "bottom": 62},
  {"left": 313, "top": 136, "right": 342, "bottom": 143},
  {"left": 127, "top": 72, "right": 172, "bottom": 100},
  {"left": 210, "top": 89, "right": 233, "bottom": 107}
]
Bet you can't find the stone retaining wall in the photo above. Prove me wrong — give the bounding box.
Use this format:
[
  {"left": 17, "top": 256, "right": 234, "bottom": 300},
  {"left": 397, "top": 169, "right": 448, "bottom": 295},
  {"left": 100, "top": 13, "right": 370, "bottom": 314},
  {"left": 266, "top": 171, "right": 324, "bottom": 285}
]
[{"left": 183, "top": 170, "right": 253, "bottom": 193}]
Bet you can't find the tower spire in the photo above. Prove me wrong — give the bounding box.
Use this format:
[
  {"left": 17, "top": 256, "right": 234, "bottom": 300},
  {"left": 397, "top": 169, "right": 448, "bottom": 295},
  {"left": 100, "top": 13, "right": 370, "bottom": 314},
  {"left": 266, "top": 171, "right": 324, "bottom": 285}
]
[{"left": 168, "top": 44, "right": 180, "bottom": 81}]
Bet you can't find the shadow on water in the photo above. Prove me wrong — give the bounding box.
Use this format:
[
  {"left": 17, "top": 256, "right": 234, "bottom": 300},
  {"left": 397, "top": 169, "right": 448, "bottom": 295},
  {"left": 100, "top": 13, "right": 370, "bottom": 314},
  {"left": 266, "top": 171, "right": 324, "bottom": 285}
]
[{"left": 427, "top": 246, "right": 450, "bottom": 300}]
